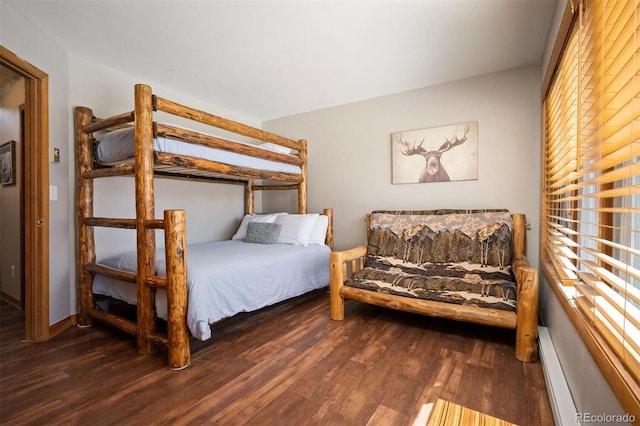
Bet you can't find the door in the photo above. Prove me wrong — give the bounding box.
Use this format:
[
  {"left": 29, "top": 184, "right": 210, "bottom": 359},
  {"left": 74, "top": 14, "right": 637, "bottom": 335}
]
[{"left": 0, "top": 45, "right": 49, "bottom": 341}]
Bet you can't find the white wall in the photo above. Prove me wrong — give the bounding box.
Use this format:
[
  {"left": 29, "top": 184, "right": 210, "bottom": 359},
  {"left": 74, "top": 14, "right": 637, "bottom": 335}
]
[
  {"left": 538, "top": 0, "right": 627, "bottom": 420},
  {"left": 0, "top": 77, "right": 24, "bottom": 303},
  {"left": 264, "top": 65, "right": 542, "bottom": 264},
  {"left": 1, "top": 2, "right": 71, "bottom": 325},
  {"left": 1, "top": 1, "right": 270, "bottom": 324},
  {"left": 68, "top": 56, "right": 263, "bottom": 261}
]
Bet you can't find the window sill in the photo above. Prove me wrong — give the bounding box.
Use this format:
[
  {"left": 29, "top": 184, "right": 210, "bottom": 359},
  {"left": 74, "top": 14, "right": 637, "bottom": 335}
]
[{"left": 541, "top": 260, "right": 640, "bottom": 420}]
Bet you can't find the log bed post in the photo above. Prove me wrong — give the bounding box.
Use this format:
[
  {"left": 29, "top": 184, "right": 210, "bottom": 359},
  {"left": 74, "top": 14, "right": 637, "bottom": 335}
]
[
  {"left": 164, "top": 209, "right": 190, "bottom": 370},
  {"left": 323, "top": 208, "right": 334, "bottom": 250},
  {"left": 75, "top": 106, "right": 96, "bottom": 326},
  {"left": 298, "top": 139, "right": 307, "bottom": 214},
  {"left": 134, "top": 84, "right": 157, "bottom": 355},
  {"left": 245, "top": 180, "right": 254, "bottom": 214}
]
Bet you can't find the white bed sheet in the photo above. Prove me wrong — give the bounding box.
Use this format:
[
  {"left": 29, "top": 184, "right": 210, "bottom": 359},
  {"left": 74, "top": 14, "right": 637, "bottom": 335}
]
[
  {"left": 95, "top": 127, "right": 301, "bottom": 174},
  {"left": 93, "top": 240, "right": 329, "bottom": 341}
]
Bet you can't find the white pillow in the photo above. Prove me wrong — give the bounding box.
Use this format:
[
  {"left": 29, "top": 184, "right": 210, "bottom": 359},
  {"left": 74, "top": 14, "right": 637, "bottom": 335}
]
[
  {"left": 231, "top": 213, "right": 281, "bottom": 240},
  {"left": 274, "top": 214, "right": 319, "bottom": 246},
  {"left": 260, "top": 142, "right": 296, "bottom": 155},
  {"left": 308, "top": 215, "right": 329, "bottom": 245}
]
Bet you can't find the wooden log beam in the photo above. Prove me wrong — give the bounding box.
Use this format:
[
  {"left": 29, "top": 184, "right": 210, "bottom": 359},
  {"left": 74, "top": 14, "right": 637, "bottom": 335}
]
[
  {"left": 147, "top": 331, "right": 169, "bottom": 348},
  {"left": 82, "top": 111, "right": 134, "bottom": 133},
  {"left": 85, "top": 217, "right": 136, "bottom": 229},
  {"left": 146, "top": 276, "right": 167, "bottom": 289},
  {"left": 245, "top": 180, "right": 254, "bottom": 215},
  {"left": 340, "top": 286, "right": 518, "bottom": 329},
  {"left": 323, "top": 208, "right": 334, "bottom": 250},
  {"left": 154, "top": 96, "right": 303, "bottom": 152},
  {"left": 156, "top": 123, "right": 303, "bottom": 167},
  {"left": 154, "top": 152, "right": 303, "bottom": 182},
  {"left": 145, "top": 219, "right": 165, "bottom": 229},
  {"left": 86, "top": 263, "right": 136, "bottom": 283},
  {"left": 298, "top": 139, "right": 307, "bottom": 214},
  {"left": 84, "top": 165, "right": 135, "bottom": 179},
  {"left": 164, "top": 209, "right": 190, "bottom": 370},
  {"left": 512, "top": 214, "right": 526, "bottom": 257},
  {"left": 330, "top": 245, "right": 367, "bottom": 320},
  {"left": 134, "top": 84, "right": 157, "bottom": 355},
  {"left": 515, "top": 266, "right": 539, "bottom": 362},
  {"left": 87, "top": 307, "right": 137, "bottom": 336},
  {"left": 253, "top": 184, "right": 299, "bottom": 191},
  {"left": 75, "top": 106, "right": 96, "bottom": 327}
]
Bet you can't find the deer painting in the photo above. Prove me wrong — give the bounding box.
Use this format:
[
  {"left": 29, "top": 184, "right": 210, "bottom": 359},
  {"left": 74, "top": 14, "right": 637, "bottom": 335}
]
[{"left": 393, "top": 123, "right": 471, "bottom": 183}]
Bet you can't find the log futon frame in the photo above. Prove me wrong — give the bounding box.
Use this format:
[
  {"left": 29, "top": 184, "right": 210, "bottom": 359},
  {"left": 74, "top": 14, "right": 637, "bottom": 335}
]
[
  {"left": 330, "top": 212, "right": 538, "bottom": 363},
  {"left": 75, "top": 84, "right": 333, "bottom": 370}
]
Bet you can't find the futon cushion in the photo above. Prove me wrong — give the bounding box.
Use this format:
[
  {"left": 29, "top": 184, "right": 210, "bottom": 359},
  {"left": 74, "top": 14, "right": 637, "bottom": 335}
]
[
  {"left": 345, "top": 256, "right": 517, "bottom": 312},
  {"left": 367, "top": 210, "right": 513, "bottom": 267},
  {"left": 348, "top": 209, "right": 517, "bottom": 312}
]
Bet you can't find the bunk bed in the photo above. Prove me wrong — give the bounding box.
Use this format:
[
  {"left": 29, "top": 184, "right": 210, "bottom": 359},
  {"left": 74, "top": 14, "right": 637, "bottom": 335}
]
[{"left": 75, "top": 84, "right": 333, "bottom": 370}]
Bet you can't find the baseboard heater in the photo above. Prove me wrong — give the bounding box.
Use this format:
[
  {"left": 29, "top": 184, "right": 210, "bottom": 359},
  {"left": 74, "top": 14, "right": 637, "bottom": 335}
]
[{"left": 538, "top": 325, "right": 580, "bottom": 426}]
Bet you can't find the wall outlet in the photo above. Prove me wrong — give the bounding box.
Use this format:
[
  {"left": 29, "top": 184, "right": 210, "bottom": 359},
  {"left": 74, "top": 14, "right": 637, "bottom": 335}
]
[{"left": 51, "top": 147, "right": 60, "bottom": 163}]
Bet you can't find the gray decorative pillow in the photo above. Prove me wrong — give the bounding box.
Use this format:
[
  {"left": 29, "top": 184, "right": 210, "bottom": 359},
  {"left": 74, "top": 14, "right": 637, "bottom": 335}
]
[{"left": 246, "top": 222, "right": 282, "bottom": 244}]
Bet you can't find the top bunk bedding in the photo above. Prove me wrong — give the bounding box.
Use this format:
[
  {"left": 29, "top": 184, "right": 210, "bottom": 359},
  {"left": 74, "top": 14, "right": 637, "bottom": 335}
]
[{"left": 96, "top": 126, "right": 302, "bottom": 175}]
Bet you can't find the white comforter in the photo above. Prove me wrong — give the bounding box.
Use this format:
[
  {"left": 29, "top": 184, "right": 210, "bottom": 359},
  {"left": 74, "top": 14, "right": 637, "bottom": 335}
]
[{"left": 93, "top": 240, "right": 330, "bottom": 340}]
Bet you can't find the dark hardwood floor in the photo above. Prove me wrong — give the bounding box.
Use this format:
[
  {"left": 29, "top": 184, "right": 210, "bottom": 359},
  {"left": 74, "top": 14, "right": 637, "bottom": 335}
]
[{"left": 0, "top": 291, "right": 554, "bottom": 425}]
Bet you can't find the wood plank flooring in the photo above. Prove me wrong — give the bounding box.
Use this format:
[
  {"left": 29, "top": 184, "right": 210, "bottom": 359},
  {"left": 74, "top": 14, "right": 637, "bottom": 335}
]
[{"left": 0, "top": 291, "right": 554, "bottom": 425}]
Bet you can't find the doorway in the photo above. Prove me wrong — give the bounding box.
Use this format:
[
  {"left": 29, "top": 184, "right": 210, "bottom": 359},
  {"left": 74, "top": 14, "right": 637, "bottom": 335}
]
[{"left": 0, "top": 45, "right": 49, "bottom": 341}]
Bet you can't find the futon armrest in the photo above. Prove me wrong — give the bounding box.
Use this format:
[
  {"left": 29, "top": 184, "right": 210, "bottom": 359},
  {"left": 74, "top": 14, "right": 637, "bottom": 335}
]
[
  {"left": 329, "top": 245, "right": 366, "bottom": 320},
  {"left": 512, "top": 254, "right": 539, "bottom": 362}
]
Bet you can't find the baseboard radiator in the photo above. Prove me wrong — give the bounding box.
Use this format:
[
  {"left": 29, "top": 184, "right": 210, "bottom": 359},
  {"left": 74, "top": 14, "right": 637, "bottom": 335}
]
[{"left": 538, "top": 325, "right": 580, "bottom": 426}]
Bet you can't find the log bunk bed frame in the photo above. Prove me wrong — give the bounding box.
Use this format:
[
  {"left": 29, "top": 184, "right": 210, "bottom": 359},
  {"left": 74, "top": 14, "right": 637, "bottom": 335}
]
[{"left": 75, "top": 83, "right": 333, "bottom": 370}]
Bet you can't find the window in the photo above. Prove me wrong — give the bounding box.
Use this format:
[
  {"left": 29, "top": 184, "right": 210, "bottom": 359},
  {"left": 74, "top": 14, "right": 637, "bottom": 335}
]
[{"left": 543, "top": 0, "right": 639, "bottom": 414}]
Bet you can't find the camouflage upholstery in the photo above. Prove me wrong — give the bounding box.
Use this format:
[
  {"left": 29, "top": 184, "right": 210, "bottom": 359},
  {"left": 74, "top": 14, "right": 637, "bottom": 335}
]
[{"left": 345, "top": 210, "right": 518, "bottom": 312}]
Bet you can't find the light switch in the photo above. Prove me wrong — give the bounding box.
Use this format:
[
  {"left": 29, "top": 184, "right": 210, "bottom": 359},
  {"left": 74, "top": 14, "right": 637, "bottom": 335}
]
[{"left": 50, "top": 185, "right": 58, "bottom": 201}]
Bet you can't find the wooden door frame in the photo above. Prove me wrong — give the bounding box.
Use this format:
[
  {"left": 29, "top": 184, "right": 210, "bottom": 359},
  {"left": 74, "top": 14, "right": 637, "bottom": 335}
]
[{"left": 1, "top": 45, "right": 49, "bottom": 341}]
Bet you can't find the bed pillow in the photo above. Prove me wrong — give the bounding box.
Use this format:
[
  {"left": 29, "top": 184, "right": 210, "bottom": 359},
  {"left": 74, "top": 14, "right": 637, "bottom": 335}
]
[
  {"left": 231, "top": 213, "right": 282, "bottom": 240},
  {"left": 308, "top": 214, "right": 329, "bottom": 245},
  {"left": 274, "top": 213, "right": 319, "bottom": 246},
  {"left": 245, "top": 222, "right": 283, "bottom": 244},
  {"left": 260, "top": 142, "right": 296, "bottom": 155}
]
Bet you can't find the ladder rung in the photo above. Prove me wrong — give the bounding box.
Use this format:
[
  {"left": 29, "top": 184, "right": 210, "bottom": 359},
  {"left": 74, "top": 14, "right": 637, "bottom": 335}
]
[
  {"left": 146, "top": 219, "right": 165, "bottom": 229},
  {"left": 84, "top": 165, "right": 135, "bottom": 178},
  {"left": 87, "top": 306, "right": 137, "bottom": 336},
  {"left": 146, "top": 276, "right": 166, "bottom": 288},
  {"left": 86, "top": 263, "right": 136, "bottom": 283},
  {"left": 85, "top": 217, "right": 136, "bottom": 229},
  {"left": 147, "top": 331, "right": 168, "bottom": 347}
]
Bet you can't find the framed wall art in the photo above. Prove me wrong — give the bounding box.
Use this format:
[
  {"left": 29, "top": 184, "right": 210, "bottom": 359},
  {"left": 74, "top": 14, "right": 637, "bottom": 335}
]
[
  {"left": 391, "top": 121, "right": 478, "bottom": 184},
  {"left": 0, "top": 140, "right": 16, "bottom": 186}
]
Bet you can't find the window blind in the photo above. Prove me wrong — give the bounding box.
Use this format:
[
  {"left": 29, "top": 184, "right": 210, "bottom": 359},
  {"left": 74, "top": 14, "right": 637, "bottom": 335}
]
[{"left": 543, "top": 0, "right": 640, "bottom": 390}]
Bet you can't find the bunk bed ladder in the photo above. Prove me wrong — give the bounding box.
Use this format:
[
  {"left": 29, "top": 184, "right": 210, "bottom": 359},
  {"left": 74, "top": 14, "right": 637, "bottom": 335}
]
[{"left": 75, "top": 94, "right": 190, "bottom": 370}]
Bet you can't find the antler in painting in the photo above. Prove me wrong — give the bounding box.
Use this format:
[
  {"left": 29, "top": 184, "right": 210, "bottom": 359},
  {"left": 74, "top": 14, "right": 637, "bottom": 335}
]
[{"left": 396, "top": 123, "right": 469, "bottom": 183}]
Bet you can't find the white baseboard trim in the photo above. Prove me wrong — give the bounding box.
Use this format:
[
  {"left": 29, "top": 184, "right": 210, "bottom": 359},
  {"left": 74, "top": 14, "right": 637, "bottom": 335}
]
[{"left": 538, "top": 325, "right": 580, "bottom": 426}]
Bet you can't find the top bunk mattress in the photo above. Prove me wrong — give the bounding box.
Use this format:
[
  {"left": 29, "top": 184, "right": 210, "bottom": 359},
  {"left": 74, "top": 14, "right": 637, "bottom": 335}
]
[{"left": 95, "top": 127, "right": 302, "bottom": 174}]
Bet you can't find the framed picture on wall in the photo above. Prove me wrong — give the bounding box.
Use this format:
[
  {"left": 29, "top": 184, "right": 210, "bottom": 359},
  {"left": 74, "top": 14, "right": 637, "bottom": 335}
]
[
  {"left": 1, "top": 140, "right": 16, "bottom": 186},
  {"left": 391, "top": 121, "right": 478, "bottom": 184}
]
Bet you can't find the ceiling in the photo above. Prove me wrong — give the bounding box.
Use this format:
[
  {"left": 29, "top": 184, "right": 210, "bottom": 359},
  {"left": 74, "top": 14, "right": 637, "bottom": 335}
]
[{"left": 7, "top": 0, "right": 557, "bottom": 121}]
